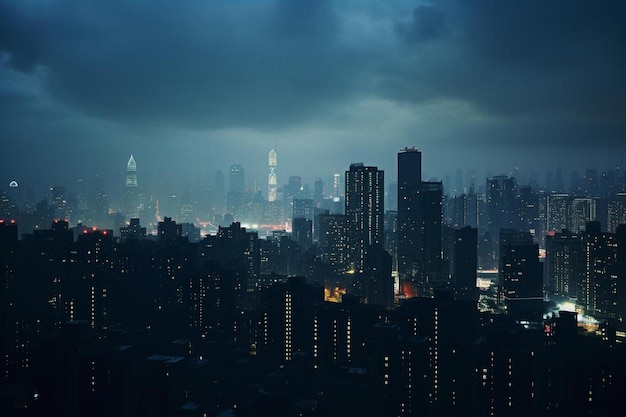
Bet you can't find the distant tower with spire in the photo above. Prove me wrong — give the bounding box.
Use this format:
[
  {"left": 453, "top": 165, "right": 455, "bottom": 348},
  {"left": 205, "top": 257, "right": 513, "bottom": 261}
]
[
  {"left": 126, "top": 154, "right": 138, "bottom": 188},
  {"left": 125, "top": 154, "right": 139, "bottom": 217},
  {"left": 268, "top": 146, "right": 278, "bottom": 202}
]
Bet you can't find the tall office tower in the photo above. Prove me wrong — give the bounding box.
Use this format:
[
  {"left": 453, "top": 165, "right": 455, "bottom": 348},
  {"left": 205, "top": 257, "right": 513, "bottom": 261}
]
[
  {"left": 397, "top": 148, "right": 443, "bottom": 295},
  {"left": 397, "top": 147, "right": 421, "bottom": 284},
  {"left": 313, "top": 178, "right": 324, "bottom": 207},
  {"left": 486, "top": 175, "right": 518, "bottom": 238},
  {"left": 345, "top": 163, "right": 384, "bottom": 272},
  {"left": 545, "top": 230, "right": 585, "bottom": 298},
  {"left": 450, "top": 226, "right": 478, "bottom": 300},
  {"left": 268, "top": 148, "right": 278, "bottom": 202},
  {"left": 499, "top": 229, "right": 543, "bottom": 321},
  {"left": 607, "top": 193, "right": 626, "bottom": 233},
  {"left": 570, "top": 197, "right": 596, "bottom": 233},
  {"left": 229, "top": 164, "right": 245, "bottom": 193},
  {"left": 546, "top": 193, "right": 570, "bottom": 233},
  {"left": 124, "top": 154, "right": 139, "bottom": 218},
  {"left": 227, "top": 164, "right": 245, "bottom": 219},
  {"left": 417, "top": 181, "right": 444, "bottom": 291}
]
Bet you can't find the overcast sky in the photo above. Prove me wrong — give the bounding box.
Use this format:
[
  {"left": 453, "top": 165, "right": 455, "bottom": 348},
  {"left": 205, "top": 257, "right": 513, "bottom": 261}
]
[{"left": 1, "top": 0, "right": 625, "bottom": 197}]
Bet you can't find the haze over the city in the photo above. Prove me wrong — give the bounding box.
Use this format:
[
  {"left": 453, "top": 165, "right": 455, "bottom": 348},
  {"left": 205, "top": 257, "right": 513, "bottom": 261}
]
[{"left": 1, "top": 0, "right": 625, "bottom": 195}]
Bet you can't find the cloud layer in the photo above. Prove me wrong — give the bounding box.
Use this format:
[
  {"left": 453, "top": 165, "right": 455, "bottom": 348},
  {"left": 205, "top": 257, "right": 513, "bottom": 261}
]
[{"left": 1, "top": 0, "right": 625, "bottom": 193}]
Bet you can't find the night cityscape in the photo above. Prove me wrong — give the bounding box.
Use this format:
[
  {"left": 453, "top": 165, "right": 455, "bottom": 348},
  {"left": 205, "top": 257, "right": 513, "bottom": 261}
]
[{"left": 2, "top": 1, "right": 626, "bottom": 417}]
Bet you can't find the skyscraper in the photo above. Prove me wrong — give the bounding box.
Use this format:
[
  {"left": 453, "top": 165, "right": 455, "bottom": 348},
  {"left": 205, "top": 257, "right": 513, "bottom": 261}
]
[
  {"left": 229, "top": 164, "right": 245, "bottom": 194},
  {"left": 450, "top": 226, "right": 478, "bottom": 300},
  {"left": 227, "top": 164, "right": 246, "bottom": 219},
  {"left": 417, "top": 181, "right": 444, "bottom": 288},
  {"left": 583, "top": 222, "right": 619, "bottom": 318},
  {"left": 607, "top": 193, "right": 626, "bottom": 233},
  {"left": 499, "top": 229, "right": 543, "bottom": 321},
  {"left": 268, "top": 148, "right": 277, "bottom": 202},
  {"left": 318, "top": 213, "right": 349, "bottom": 274},
  {"left": 570, "top": 197, "right": 596, "bottom": 233},
  {"left": 486, "top": 175, "right": 518, "bottom": 237},
  {"left": 546, "top": 193, "right": 570, "bottom": 233},
  {"left": 397, "top": 148, "right": 443, "bottom": 295},
  {"left": 545, "top": 229, "right": 584, "bottom": 298},
  {"left": 125, "top": 154, "right": 137, "bottom": 188},
  {"left": 345, "top": 163, "right": 384, "bottom": 272},
  {"left": 124, "top": 154, "right": 139, "bottom": 218},
  {"left": 397, "top": 147, "right": 421, "bottom": 284}
]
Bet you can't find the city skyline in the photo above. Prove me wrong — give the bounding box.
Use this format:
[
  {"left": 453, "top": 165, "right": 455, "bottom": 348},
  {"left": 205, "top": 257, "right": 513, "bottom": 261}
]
[
  {"left": 1, "top": 1, "right": 625, "bottom": 194},
  {"left": 2, "top": 3, "right": 626, "bottom": 414}
]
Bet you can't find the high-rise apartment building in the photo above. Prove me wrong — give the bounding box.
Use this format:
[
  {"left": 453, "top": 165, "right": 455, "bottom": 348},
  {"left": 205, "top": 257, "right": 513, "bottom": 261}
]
[
  {"left": 583, "top": 222, "right": 619, "bottom": 318},
  {"left": 345, "top": 163, "right": 384, "bottom": 272},
  {"left": 570, "top": 197, "right": 596, "bottom": 233},
  {"left": 318, "top": 213, "right": 349, "bottom": 274},
  {"left": 499, "top": 229, "right": 543, "bottom": 321},
  {"left": 546, "top": 193, "right": 570, "bottom": 233},
  {"left": 545, "top": 229, "right": 585, "bottom": 298},
  {"left": 607, "top": 193, "right": 626, "bottom": 233}
]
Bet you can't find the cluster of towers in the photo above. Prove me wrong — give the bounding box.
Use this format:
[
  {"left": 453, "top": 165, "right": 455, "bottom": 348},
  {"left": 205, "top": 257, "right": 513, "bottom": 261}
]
[{"left": 4, "top": 147, "right": 626, "bottom": 417}]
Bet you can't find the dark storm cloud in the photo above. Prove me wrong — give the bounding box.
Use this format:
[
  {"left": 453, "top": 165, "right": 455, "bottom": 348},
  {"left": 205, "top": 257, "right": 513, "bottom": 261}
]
[
  {"left": 0, "top": 0, "right": 369, "bottom": 130},
  {"left": 0, "top": 2, "right": 46, "bottom": 71},
  {"left": 0, "top": 0, "right": 625, "bottom": 190},
  {"left": 396, "top": 4, "right": 447, "bottom": 43},
  {"left": 388, "top": 0, "right": 626, "bottom": 134},
  {"left": 2, "top": 0, "right": 624, "bottom": 134}
]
